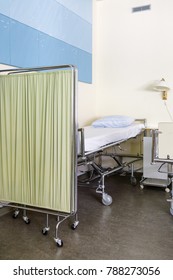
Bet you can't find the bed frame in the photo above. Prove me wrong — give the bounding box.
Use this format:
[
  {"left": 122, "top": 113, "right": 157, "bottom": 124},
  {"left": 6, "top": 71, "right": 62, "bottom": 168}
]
[
  {"left": 0, "top": 65, "right": 79, "bottom": 247},
  {"left": 78, "top": 119, "right": 146, "bottom": 205}
]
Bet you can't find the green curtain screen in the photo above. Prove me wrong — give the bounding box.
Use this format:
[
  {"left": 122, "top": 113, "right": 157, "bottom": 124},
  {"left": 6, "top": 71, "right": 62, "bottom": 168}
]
[{"left": 0, "top": 70, "right": 75, "bottom": 213}]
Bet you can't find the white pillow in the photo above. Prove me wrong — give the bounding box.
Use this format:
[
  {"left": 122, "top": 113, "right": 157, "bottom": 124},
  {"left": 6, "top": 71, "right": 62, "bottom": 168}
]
[{"left": 92, "top": 115, "right": 135, "bottom": 128}]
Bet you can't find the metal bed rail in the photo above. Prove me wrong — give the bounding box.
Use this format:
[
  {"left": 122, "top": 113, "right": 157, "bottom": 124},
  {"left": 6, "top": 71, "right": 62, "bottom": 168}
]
[{"left": 78, "top": 118, "right": 146, "bottom": 158}]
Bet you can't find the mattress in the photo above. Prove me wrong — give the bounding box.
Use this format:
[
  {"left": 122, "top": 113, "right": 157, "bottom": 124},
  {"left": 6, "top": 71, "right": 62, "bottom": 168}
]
[{"left": 83, "top": 123, "right": 145, "bottom": 152}]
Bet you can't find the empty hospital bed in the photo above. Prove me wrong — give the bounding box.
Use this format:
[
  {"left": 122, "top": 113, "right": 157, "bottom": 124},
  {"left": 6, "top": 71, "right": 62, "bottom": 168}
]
[
  {"left": 0, "top": 65, "right": 79, "bottom": 247},
  {"left": 78, "top": 117, "right": 146, "bottom": 205}
]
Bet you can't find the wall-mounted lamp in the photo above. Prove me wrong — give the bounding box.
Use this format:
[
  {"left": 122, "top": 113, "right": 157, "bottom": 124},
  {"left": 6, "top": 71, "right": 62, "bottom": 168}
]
[{"left": 153, "top": 78, "right": 170, "bottom": 100}]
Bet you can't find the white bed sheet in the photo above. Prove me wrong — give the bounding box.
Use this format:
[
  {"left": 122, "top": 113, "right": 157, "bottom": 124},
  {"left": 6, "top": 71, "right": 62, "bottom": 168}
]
[{"left": 83, "top": 123, "right": 145, "bottom": 152}]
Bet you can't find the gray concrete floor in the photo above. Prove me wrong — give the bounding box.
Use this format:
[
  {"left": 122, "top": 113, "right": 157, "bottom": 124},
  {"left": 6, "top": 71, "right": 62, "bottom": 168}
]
[{"left": 0, "top": 174, "right": 173, "bottom": 260}]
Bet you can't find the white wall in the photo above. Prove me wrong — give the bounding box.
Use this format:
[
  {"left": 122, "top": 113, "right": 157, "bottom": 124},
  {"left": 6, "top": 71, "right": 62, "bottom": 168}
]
[
  {"left": 95, "top": 0, "right": 173, "bottom": 128},
  {"left": 78, "top": 82, "right": 96, "bottom": 126}
]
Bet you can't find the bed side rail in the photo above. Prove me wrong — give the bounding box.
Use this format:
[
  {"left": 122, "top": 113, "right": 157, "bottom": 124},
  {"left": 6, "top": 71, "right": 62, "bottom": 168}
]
[
  {"left": 78, "top": 118, "right": 147, "bottom": 159},
  {"left": 78, "top": 128, "right": 85, "bottom": 159},
  {"left": 134, "top": 118, "right": 147, "bottom": 136},
  {"left": 134, "top": 118, "right": 147, "bottom": 126},
  {"left": 152, "top": 127, "right": 173, "bottom": 164},
  {"left": 151, "top": 129, "right": 159, "bottom": 163}
]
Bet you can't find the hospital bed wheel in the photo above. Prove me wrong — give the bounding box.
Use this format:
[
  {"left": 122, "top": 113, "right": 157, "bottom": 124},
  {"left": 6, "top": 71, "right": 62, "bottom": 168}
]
[
  {"left": 56, "top": 239, "right": 63, "bottom": 247},
  {"left": 71, "top": 220, "right": 79, "bottom": 230},
  {"left": 102, "top": 193, "right": 112, "bottom": 206},
  {"left": 130, "top": 176, "right": 137, "bottom": 186},
  {"left": 170, "top": 208, "right": 173, "bottom": 216},
  {"left": 140, "top": 184, "right": 144, "bottom": 189},
  {"left": 165, "top": 187, "right": 170, "bottom": 193}
]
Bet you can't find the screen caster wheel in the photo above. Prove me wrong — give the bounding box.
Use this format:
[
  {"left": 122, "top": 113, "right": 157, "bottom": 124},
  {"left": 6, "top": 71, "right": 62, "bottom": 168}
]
[
  {"left": 12, "top": 210, "right": 19, "bottom": 219},
  {"left": 71, "top": 220, "right": 79, "bottom": 230},
  {"left": 42, "top": 228, "right": 49, "bottom": 235},
  {"left": 23, "top": 217, "right": 30, "bottom": 224},
  {"left": 55, "top": 239, "right": 63, "bottom": 247}
]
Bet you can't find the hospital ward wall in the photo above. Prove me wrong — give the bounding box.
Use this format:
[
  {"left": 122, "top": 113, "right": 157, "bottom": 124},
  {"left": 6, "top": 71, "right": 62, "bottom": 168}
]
[{"left": 95, "top": 0, "right": 173, "bottom": 129}]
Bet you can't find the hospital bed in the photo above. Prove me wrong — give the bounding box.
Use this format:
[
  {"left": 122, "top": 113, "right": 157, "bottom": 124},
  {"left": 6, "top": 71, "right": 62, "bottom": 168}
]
[
  {"left": 152, "top": 122, "right": 173, "bottom": 215},
  {"left": 0, "top": 65, "right": 79, "bottom": 247},
  {"left": 78, "top": 117, "right": 146, "bottom": 205}
]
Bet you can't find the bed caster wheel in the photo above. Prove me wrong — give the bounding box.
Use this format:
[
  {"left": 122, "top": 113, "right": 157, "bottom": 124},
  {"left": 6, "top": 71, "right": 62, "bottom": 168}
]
[
  {"left": 140, "top": 184, "right": 144, "bottom": 190},
  {"left": 102, "top": 193, "right": 112, "bottom": 206},
  {"left": 130, "top": 176, "right": 137, "bottom": 186},
  {"left": 170, "top": 208, "right": 173, "bottom": 216},
  {"left": 71, "top": 220, "right": 79, "bottom": 230},
  {"left": 55, "top": 238, "right": 63, "bottom": 247},
  {"left": 165, "top": 187, "right": 170, "bottom": 193}
]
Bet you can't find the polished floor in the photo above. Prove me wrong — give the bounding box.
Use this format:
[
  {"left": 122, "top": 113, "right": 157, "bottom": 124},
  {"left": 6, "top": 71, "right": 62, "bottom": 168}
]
[{"left": 0, "top": 174, "right": 173, "bottom": 260}]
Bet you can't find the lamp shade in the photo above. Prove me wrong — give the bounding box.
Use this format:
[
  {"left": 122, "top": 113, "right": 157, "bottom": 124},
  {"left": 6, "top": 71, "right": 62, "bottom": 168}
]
[{"left": 154, "top": 78, "right": 170, "bottom": 92}]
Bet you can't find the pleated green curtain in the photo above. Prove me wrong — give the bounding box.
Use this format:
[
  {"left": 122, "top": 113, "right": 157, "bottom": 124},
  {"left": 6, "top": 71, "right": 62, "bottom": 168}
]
[{"left": 0, "top": 70, "right": 75, "bottom": 213}]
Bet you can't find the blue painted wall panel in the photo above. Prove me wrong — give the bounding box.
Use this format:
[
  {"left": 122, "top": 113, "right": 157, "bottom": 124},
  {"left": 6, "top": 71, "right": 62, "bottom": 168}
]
[
  {"left": 0, "top": 14, "right": 10, "bottom": 64},
  {"left": 56, "top": 0, "right": 92, "bottom": 23},
  {"left": 0, "top": 0, "right": 92, "bottom": 53},
  {"left": 0, "top": 14, "right": 92, "bottom": 83},
  {"left": 0, "top": 0, "right": 11, "bottom": 15},
  {"left": 39, "top": 33, "right": 92, "bottom": 83},
  {"left": 0, "top": 0, "right": 92, "bottom": 83},
  {"left": 10, "top": 19, "right": 39, "bottom": 67}
]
